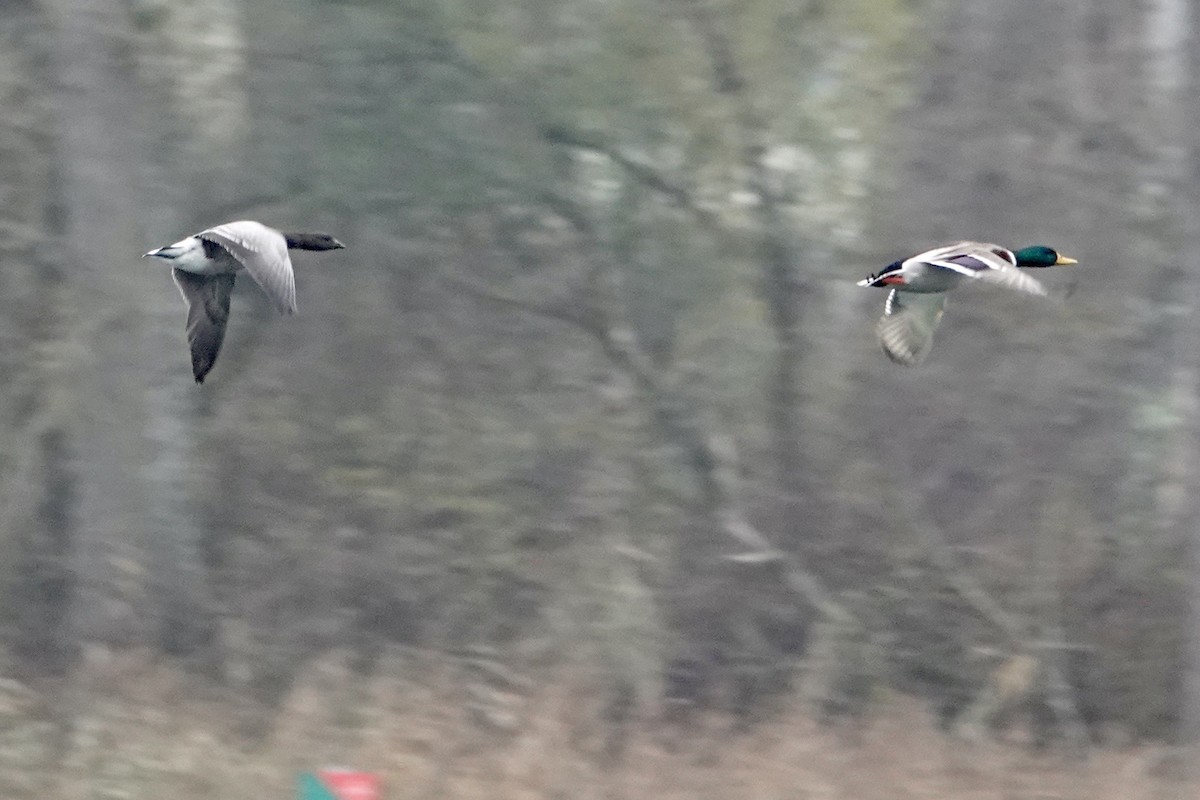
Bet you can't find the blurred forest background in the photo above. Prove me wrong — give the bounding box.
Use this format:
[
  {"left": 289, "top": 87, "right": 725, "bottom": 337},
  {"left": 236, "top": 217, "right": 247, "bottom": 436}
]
[{"left": 0, "top": 0, "right": 1198, "bottom": 797}]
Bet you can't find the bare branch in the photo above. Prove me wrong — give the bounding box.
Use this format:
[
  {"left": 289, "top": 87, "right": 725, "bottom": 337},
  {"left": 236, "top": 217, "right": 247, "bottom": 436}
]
[
  {"left": 539, "top": 124, "right": 721, "bottom": 229},
  {"left": 441, "top": 274, "right": 601, "bottom": 337},
  {"left": 669, "top": 0, "right": 746, "bottom": 96},
  {"left": 665, "top": 0, "right": 806, "bottom": 487},
  {"left": 890, "top": 489, "right": 1026, "bottom": 646},
  {"left": 453, "top": 268, "right": 853, "bottom": 627}
]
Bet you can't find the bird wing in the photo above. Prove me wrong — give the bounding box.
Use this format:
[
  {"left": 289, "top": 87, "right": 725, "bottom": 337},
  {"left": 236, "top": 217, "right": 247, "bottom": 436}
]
[
  {"left": 916, "top": 241, "right": 1047, "bottom": 296},
  {"left": 876, "top": 290, "right": 947, "bottom": 366},
  {"left": 197, "top": 220, "right": 297, "bottom": 314},
  {"left": 172, "top": 269, "right": 236, "bottom": 383}
]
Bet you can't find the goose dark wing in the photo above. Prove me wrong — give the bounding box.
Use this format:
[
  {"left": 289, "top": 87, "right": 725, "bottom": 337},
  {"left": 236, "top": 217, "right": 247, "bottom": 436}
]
[
  {"left": 172, "top": 269, "right": 236, "bottom": 383},
  {"left": 876, "top": 290, "right": 947, "bottom": 366},
  {"left": 197, "top": 220, "right": 297, "bottom": 314}
]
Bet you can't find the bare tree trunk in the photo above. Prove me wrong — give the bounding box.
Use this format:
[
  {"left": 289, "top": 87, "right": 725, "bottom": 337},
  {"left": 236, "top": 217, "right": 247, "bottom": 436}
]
[
  {"left": 10, "top": 427, "right": 76, "bottom": 677},
  {"left": 1184, "top": 452, "right": 1200, "bottom": 773},
  {"left": 0, "top": 1, "right": 76, "bottom": 681},
  {"left": 45, "top": 0, "right": 219, "bottom": 657},
  {"left": 47, "top": 0, "right": 144, "bottom": 645},
  {"left": 135, "top": 0, "right": 253, "bottom": 672},
  {"left": 1179, "top": 0, "right": 1200, "bottom": 776},
  {"left": 47, "top": 0, "right": 259, "bottom": 670},
  {"left": 669, "top": 0, "right": 807, "bottom": 503}
]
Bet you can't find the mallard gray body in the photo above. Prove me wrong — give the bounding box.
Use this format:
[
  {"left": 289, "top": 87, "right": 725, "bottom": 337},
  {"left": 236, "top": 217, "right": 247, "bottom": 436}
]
[{"left": 858, "top": 241, "right": 1076, "bottom": 365}]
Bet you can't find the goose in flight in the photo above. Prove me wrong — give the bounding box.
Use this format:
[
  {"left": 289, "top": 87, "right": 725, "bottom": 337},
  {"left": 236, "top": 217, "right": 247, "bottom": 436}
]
[{"left": 143, "top": 220, "right": 344, "bottom": 382}]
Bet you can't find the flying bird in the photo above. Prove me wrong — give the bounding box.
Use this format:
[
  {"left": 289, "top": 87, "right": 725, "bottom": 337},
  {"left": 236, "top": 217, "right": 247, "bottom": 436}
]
[
  {"left": 143, "top": 220, "right": 345, "bottom": 382},
  {"left": 857, "top": 241, "right": 1077, "bottom": 365}
]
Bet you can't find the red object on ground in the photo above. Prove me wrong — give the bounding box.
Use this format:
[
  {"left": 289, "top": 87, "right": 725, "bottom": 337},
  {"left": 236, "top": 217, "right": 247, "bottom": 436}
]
[{"left": 318, "top": 769, "right": 381, "bottom": 800}]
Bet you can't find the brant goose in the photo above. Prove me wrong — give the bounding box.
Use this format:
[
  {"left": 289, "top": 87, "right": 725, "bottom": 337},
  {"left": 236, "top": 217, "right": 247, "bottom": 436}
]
[{"left": 143, "top": 220, "right": 345, "bottom": 383}]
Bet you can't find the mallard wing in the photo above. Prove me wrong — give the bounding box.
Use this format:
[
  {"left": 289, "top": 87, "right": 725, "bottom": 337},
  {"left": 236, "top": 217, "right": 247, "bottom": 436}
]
[
  {"left": 197, "top": 221, "right": 297, "bottom": 314},
  {"left": 876, "top": 290, "right": 947, "bottom": 366},
  {"left": 912, "top": 241, "right": 1047, "bottom": 296}
]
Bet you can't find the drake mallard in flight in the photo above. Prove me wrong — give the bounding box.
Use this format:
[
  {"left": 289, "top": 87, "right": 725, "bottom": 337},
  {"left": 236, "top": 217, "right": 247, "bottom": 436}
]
[
  {"left": 857, "top": 241, "right": 1076, "bottom": 365},
  {"left": 143, "top": 220, "right": 345, "bottom": 383}
]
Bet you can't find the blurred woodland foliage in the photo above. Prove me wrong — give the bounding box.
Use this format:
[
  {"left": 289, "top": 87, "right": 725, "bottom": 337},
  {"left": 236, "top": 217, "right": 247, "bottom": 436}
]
[{"left": 0, "top": 0, "right": 1197, "bottom": 780}]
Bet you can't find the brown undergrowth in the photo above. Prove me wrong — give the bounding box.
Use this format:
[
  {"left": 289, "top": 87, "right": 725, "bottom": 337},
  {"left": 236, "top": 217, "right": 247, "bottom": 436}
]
[{"left": 0, "top": 648, "right": 1189, "bottom": 800}]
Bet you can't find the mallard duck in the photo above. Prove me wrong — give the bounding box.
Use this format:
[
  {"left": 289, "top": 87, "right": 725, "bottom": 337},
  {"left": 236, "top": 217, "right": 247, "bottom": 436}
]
[
  {"left": 857, "top": 242, "right": 1076, "bottom": 365},
  {"left": 143, "top": 220, "right": 345, "bottom": 383}
]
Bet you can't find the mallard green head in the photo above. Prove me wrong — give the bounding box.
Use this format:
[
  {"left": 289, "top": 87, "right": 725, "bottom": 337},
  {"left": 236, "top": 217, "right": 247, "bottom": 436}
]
[{"left": 1013, "top": 246, "right": 1076, "bottom": 268}]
